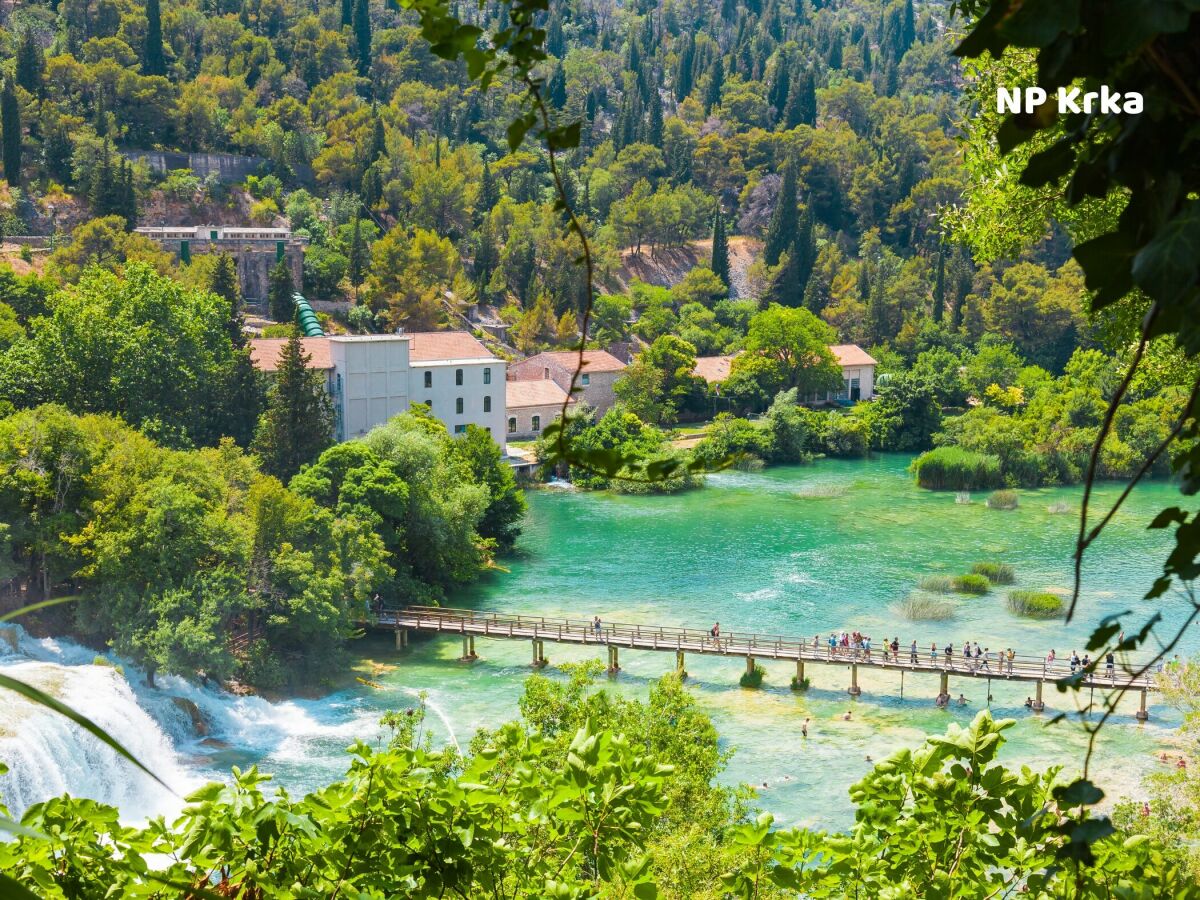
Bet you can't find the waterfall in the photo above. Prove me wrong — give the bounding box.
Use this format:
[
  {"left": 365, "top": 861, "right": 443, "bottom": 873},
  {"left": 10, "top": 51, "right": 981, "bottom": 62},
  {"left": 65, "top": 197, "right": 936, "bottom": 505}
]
[{"left": 0, "top": 656, "right": 200, "bottom": 821}]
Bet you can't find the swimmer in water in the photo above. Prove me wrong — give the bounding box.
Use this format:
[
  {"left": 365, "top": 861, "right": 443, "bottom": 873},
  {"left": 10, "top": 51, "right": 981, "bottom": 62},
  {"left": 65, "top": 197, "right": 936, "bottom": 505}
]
[{"left": 842, "top": 710, "right": 852, "bottom": 721}]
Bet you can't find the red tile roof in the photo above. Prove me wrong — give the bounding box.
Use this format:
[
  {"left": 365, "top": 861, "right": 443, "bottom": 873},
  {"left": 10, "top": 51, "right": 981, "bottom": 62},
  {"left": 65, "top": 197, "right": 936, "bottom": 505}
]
[
  {"left": 830, "top": 344, "right": 877, "bottom": 367},
  {"left": 692, "top": 355, "right": 736, "bottom": 384},
  {"left": 407, "top": 331, "right": 495, "bottom": 362},
  {"left": 506, "top": 379, "right": 575, "bottom": 408},
  {"left": 249, "top": 337, "right": 333, "bottom": 371},
  {"left": 525, "top": 350, "right": 627, "bottom": 373}
]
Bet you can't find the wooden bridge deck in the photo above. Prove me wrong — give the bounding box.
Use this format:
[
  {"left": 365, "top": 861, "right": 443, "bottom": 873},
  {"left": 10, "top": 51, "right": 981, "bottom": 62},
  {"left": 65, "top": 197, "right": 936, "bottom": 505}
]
[{"left": 372, "top": 606, "right": 1162, "bottom": 699}]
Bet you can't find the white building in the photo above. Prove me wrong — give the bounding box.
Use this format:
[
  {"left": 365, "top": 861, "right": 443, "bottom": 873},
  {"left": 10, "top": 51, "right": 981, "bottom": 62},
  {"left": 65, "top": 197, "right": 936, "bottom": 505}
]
[
  {"left": 691, "top": 343, "right": 877, "bottom": 404},
  {"left": 249, "top": 331, "right": 507, "bottom": 447}
]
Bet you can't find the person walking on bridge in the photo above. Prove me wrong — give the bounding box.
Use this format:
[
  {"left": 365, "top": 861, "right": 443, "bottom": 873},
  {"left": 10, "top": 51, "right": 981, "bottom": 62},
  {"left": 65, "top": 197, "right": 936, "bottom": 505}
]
[
  {"left": 910, "top": 640, "right": 918, "bottom": 665},
  {"left": 710, "top": 621, "right": 721, "bottom": 650},
  {"left": 593, "top": 616, "right": 602, "bottom": 637}
]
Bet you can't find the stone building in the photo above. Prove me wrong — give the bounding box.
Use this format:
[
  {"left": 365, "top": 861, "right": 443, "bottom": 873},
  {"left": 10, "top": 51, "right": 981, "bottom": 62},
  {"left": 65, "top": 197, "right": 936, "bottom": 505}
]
[
  {"left": 507, "top": 350, "right": 627, "bottom": 415},
  {"left": 135, "top": 225, "right": 306, "bottom": 302},
  {"left": 505, "top": 379, "right": 575, "bottom": 441}
]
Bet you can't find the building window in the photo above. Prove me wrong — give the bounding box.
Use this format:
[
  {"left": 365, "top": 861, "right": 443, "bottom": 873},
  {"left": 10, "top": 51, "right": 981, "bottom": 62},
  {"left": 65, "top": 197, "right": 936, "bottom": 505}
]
[
  {"left": 543, "top": 367, "right": 550, "bottom": 379},
  {"left": 483, "top": 367, "right": 492, "bottom": 385},
  {"left": 424, "top": 371, "right": 432, "bottom": 389},
  {"left": 454, "top": 424, "right": 466, "bottom": 434},
  {"left": 508, "top": 417, "right": 517, "bottom": 433},
  {"left": 581, "top": 374, "right": 590, "bottom": 386},
  {"left": 483, "top": 396, "right": 492, "bottom": 413},
  {"left": 532, "top": 415, "right": 541, "bottom": 432},
  {"left": 455, "top": 368, "right": 464, "bottom": 386},
  {"left": 456, "top": 397, "right": 464, "bottom": 415}
]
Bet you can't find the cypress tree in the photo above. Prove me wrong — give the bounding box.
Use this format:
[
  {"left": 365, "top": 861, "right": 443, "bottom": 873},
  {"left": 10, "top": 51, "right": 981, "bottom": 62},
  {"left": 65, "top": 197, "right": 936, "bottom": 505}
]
[
  {"left": 768, "top": 53, "right": 790, "bottom": 115},
  {"left": 209, "top": 253, "right": 241, "bottom": 307},
  {"left": 781, "top": 67, "right": 817, "bottom": 129},
  {"left": 868, "top": 264, "right": 889, "bottom": 344},
  {"left": 932, "top": 248, "right": 946, "bottom": 323},
  {"left": 143, "top": 0, "right": 166, "bottom": 76},
  {"left": 370, "top": 108, "right": 386, "bottom": 160},
  {"left": 252, "top": 333, "right": 335, "bottom": 480},
  {"left": 341, "top": 0, "right": 353, "bottom": 27},
  {"left": 827, "top": 32, "right": 843, "bottom": 69},
  {"left": 645, "top": 80, "right": 664, "bottom": 146},
  {"left": 711, "top": 210, "right": 730, "bottom": 295},
  {"left": 546, "top": 12, "right": 565, "bottom": 57},
  {"left": 547, "top": 64, "right": 567, "bottom": 110},
  {"left": 704, "top": 55, "right": 724, "bottom": 113},
  {"left": 43, "top": 123, "right": 74, "bottom": 184},
  {"left": 900, "top": 0, "right": 916, "bottom": 54},
  {"left": 268, "top": 258, "right": 295, "bottom": 322},
  {"left": 768, "top": 208, "right": 815, "bottom": 307},
  {"left": 0, "top": 81, "right": 21, "bottom": 186},
  {"left": 478, "top": 160, "right": 499, "bottom": 216},
  {"left": 674, "top": 33, "right": 695, "bottom": 101},
  {"left": 763, "top": 162, "right": 798, "bottom": 266},
  {"left": 353, "top": 0, "right": 372, "bottom": 78},
  {"left": 15, "top": 30, "right": 44, "bottom": 95},
  {"left": 348, "top": 211, "right": 368, "bottom": 299},
  {"left": 118, "top": 158, "right": 138, "bottom": 228}
]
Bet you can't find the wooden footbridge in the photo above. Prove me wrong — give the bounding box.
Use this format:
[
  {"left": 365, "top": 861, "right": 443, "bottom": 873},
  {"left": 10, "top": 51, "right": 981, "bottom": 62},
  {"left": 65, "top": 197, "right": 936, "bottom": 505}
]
[{"left": 372, "top": 606, "right": 1162, "bottom": 720}]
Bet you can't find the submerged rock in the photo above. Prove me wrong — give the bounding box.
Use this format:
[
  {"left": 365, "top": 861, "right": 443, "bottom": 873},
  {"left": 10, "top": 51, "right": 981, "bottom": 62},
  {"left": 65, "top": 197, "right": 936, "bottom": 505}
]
[{"left": 170, "top": 696, "right": 210, "bottom": 737}]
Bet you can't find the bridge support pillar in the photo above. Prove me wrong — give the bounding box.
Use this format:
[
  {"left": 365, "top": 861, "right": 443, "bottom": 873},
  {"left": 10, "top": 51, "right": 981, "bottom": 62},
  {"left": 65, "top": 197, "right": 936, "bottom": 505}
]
[
  {"left": 1136, "top": 687, "right": 1149, "bottom": 721},
  {"left": 607, "top": 645, "right": 620, "bottom": 674},
  {"left": 848, "top": 663, "right": 862, "bottom": 697},
  {"left": 1032, "top": 679, "right": 1045, "bottom": 712},
  {"left": 746, "top": 655, "right": 756, "bottom": 676},
  {"left": 531, "top": 639, "right": 547, "bottom": 668},
  {"left": 460, "top": 635, "right": 476, "bottom": 661},
  {"left": 796, "top": 660, "right": 805, "bottom": 683},
  {"left": 675, "top": 650, "right": 686, "bottom": 678},
  {"left": 939, "top": 670, "right": 948, "bottom": 700},
  {"left": 395, "top": 629, "right": 408, "bottom": 650}
]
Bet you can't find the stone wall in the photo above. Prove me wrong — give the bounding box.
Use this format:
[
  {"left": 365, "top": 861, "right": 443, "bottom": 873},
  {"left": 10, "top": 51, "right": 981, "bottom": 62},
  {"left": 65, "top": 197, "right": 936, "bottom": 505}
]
[
  {"left": 154, "top": 238, "right": 305, "bottom": 301},
  {"left": 123, "top": 151, "right": 267, "bottom": 183}
]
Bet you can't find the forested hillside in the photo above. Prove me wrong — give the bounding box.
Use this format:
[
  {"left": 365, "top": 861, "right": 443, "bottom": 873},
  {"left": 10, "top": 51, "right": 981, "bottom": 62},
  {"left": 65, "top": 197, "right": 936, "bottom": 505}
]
[{"left": 0, "top": 0, "right": 1081, "bottom": 347}]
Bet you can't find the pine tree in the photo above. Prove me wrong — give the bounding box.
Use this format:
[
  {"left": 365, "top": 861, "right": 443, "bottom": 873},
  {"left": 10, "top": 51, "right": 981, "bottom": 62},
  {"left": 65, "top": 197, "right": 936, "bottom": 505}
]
[
  {"left": 674, "top": 33, "right": 695, "bottom": 101},
  {"left": 353, "top": 0, "right": 372, "bottom": 78},
  {"left": 710, "top": 210, "right": 730, "bottom": 295},
  {"left": 252, "top": 333, "right": 335, "bottom": 480},
  {"left": 15, "top": 30, "right": 44, "bottom": 95},
  {"left": 268, "top": 258, "right": 296, "bottom": 322},
  {"left": 143, "top": 0, "right": 166, "bottom": 76},
  {"left": 932, "top": 248, "right": 946, "bottom": 323},
  {"left": 0, "top": 81, "right": 21, "bottom": 186},
  {"left": 763, "top": 162, "right": 798, "bottom": 266}
]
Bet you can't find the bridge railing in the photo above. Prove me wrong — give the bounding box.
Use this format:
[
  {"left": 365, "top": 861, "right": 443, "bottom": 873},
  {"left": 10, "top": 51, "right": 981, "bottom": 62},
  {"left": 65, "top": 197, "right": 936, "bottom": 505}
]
[{"left": 374, "top": 605, "right": 1164, "bottom": 683}]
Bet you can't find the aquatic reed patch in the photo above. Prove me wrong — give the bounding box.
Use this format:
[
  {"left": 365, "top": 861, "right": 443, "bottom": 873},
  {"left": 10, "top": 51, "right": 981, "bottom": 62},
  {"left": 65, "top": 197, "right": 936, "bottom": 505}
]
[
  {"left": 1006, "top": 590, "right": 1064, "bottom": 619},
  {"left": 918, "top": 575, "right": 956, "bottom": 593},
  {"left": 952, "top": 574, "right": 991, "bottom": 595},
  {"left": 895, "top": 593, "right": 957, "bottom": 620},
  {"left": 910, "top": 447, "right": 1003, "bottom": 491},
  {"left": 987, "top": 489, "right": 1019, "bottom": 510},
  {"left": 970, "top": 562, "right": 1015, "bottom": 585},
  {"left": 739, "top": 661, "right": 765, "bottom": 688}
]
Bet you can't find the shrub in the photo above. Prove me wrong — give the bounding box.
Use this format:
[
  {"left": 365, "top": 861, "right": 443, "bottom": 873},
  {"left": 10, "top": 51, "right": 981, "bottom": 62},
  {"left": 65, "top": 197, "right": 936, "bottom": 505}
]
[
  {"left": 790, "top": 675, "right": 810, "bottom": 691},
  {"left": 740, "top": 661, "right": 765, "bottom": 688},
  {"left": 970, "top": 562, "right": 1015, "bottom": 584},
  {"left": 1006, "top": 590, "right": 1064, "bottom": 619},
  {"left": 910, "top": 446, "right": 1003, "bottom": 490},
  {"left": 895, "top": 594, "right": 957, "bottom": 620},
  {"left": 952, "top": 574, "right": 991, "bottom": 595},
  {"left": 918, "top": 575, "right": 955, "bottom": 593},
  {"left": 987, "top": 489, "right": 1019, "bottom": 510}
]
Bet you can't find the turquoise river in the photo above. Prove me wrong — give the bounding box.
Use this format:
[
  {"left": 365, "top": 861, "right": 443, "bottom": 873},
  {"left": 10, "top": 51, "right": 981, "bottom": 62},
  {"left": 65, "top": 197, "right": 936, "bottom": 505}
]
[{"left": 1, "top": 454, "right": 1196, "bottom": 829}]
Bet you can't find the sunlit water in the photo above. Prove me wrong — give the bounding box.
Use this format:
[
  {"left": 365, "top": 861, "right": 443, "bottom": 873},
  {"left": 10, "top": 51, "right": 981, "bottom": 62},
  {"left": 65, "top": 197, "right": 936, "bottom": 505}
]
[{"left": 2, "top": 455, "right": 1195, "bottom": 829}]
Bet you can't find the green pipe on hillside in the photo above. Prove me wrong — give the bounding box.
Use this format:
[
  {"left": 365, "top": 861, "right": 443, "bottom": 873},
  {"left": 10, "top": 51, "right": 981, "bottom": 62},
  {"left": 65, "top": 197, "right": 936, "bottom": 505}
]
[{"left": 293, "top": 293, "right": 324, "bottom": 337}]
